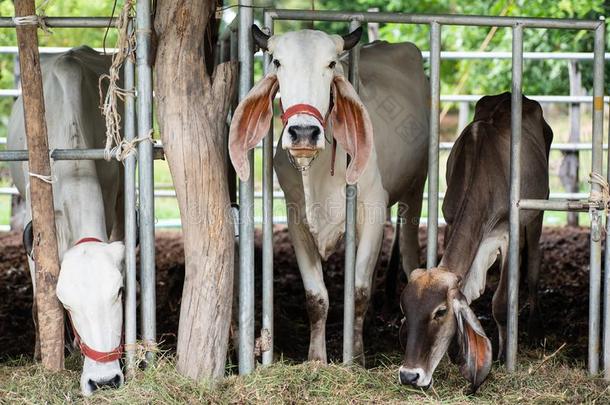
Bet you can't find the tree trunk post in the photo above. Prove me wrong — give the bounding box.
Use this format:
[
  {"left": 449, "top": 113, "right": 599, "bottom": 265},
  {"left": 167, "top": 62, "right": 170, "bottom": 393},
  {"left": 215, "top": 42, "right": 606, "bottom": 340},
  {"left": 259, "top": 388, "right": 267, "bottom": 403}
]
[
  {"left": 14, "top": 0, "right": 64, "bottom": 370},
  {"left": 154, "top": 0, "right": 237, "bottom": 380}
]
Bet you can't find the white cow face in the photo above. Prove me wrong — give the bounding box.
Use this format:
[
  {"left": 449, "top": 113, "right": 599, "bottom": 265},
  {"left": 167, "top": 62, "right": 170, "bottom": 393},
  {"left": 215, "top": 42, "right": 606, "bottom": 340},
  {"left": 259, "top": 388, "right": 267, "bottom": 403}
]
[
  {"left": 229, "top": 26, "right": 374, "bottom": 185},
  {"left": 56, "top": 241, "right": 124, "bottom": 396},
  {"left": 269, "top": 30, "right": 341, "bottom": 156}
]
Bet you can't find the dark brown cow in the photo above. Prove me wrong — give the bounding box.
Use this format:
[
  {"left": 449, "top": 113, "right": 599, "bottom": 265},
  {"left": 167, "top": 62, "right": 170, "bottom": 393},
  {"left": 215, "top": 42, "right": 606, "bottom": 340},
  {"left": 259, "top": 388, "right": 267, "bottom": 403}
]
[{"left": 398, "top": 92, "right": 553, "bottom": 393}]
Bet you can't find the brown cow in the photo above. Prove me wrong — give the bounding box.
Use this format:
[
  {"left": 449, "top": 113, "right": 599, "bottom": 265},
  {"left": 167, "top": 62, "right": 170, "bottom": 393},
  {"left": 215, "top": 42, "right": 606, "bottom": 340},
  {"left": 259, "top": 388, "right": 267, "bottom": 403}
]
[{"left": 398, "top": 92, "right": 553, "bottom": 393}]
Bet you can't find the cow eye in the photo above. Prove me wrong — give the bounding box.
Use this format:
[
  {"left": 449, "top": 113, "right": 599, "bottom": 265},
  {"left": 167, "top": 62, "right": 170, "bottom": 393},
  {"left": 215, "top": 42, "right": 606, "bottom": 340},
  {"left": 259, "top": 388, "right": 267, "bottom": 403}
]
[
  {"left": 273, "top": 59, "right": 281, "bottom": 68},
  {"left": 328, "top": 61, "right": 336, "bottom": 69},
  {"left": 433, "top": 308, "right": 447, "bottom": 320}
]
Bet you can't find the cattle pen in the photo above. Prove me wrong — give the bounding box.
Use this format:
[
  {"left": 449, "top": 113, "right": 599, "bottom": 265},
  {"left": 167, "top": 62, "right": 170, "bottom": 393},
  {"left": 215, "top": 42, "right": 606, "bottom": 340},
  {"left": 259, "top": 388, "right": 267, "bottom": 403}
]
[{"left": 0, "top": 0, "right": 610, "bottom": 402}]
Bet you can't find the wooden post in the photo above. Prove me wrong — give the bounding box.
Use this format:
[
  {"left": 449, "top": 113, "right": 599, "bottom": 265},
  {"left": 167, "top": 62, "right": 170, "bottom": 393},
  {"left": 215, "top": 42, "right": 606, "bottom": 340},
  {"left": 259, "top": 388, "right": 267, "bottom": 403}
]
[
  {"left": 14, "top": 0, "right": 64, "bottom": 370},
  {"left": 560, "top": 60, "right": 582, "bottom": 227},
  {"left": 154, "top": 0, "right": 236, "bottom": 380}
]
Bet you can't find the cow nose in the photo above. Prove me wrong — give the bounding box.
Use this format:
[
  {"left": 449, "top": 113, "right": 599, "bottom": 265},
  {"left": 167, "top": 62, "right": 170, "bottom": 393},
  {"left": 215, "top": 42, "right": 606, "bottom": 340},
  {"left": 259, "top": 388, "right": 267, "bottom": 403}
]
[
  {"left": 399, "top": 369, "right": 420, "bottom": 386},
  {"left": 288, "top": 125, "right": 320, "bottom": 144},
  {"left": 87, "top": 374, "right": 122, "bottom": 392}
]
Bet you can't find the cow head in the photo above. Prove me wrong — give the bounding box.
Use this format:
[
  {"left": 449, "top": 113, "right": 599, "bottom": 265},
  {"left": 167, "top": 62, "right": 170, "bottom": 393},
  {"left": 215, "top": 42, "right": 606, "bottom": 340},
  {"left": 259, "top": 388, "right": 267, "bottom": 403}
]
[
  {"left": 55, "top": 240, "right": 125, "bottom": 396},
  {"left": 398, "top": 267, "right": 491, "bottom": 394},
  {"left": 229, "top": 25, "right": 373, "bottom": 185}
]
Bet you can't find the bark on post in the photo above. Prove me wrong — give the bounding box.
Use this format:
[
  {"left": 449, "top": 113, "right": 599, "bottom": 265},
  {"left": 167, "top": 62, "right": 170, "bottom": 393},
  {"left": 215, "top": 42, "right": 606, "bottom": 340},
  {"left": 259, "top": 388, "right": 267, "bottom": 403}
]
[
  {"left": 14, "top": 0, "right": 64, "bottom": 370},
  {"left": 154, "top": 0, "right": 236, "bottom": 379}
]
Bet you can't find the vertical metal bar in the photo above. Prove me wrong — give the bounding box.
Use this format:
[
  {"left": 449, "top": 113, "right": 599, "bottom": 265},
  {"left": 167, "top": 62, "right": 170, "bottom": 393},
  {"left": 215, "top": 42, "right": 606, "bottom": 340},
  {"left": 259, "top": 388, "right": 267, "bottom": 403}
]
[
  {"left": 123, "top": 21, "right": 137, "bottom": 376},
  {"left": 238, "top": 0, "right": 255, "bottom": 375},
  {"left": 343, "top": 19, "right": 361, "bottom": 365},
  {"left": 261, "top": 12, "right": 274, "bottom": 366},
  {"left": 136, "top": 0, "right": 156, "bottom": 363},
  {"left": 589, "top": 19, "right": 605, "bottom": 376},
  {"left": 229, "top": 29, "right": 238, "bottom": 205},
  {"left": 605, "top": 89, "right": 610, "bottom": 381},
  {"left": 506, "top": 23, "right": 523, "bottom": 373},
  {"left": 426, "top": 22, "right": 441, "bottom": 269}
]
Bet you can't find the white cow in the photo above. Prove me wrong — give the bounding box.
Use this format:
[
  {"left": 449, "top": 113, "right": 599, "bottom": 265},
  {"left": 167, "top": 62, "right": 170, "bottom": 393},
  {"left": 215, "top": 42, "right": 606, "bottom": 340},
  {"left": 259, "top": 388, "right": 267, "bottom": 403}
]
[
  {"left": 8, "top": 46, "right": 125, "bottom": 396},
  {"left": 229, "top": 27, "right": 429, "bottom": 363}
]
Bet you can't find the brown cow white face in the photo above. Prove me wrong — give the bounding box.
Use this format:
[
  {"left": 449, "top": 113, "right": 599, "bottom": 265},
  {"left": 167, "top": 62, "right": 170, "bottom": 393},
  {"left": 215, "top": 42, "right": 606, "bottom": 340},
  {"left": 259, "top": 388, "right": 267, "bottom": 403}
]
[{"left": 399, "top": 268, "right": 492, "bottom": 393}]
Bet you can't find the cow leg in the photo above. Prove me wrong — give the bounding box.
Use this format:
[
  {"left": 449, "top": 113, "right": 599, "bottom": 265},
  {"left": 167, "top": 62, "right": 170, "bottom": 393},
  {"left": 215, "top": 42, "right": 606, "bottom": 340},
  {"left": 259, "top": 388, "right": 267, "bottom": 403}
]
[
  {"left": 398, "top": 191, "right": 423, "bottom": 276},
  {"left": 288, "top": 219, "right": 327, "bottom": 362},
  {"left": 525, "top": 215, "right": 544, "bottom": 345},
  {"left": 492, "top": 244, "right": 508, "bottom": 361},
  {"left": 354, "top": 219, "right": 385, "bottom": 366}
]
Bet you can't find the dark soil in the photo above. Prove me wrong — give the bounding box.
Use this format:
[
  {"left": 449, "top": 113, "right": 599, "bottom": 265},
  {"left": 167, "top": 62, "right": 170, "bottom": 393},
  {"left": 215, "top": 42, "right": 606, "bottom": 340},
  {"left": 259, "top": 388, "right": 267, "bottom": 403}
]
[{"left": 0, "top": 226, "right": 596, "bottom": 364}]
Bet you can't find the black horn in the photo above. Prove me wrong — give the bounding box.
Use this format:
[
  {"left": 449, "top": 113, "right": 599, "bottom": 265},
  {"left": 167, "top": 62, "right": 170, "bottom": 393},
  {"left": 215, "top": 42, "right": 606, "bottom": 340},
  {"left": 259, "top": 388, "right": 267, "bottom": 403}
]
[
  {"left": 342, "top": 26, "right": 363, "bottom": 51},
  {"left": 252, "top": 24, "right": 270, "bottom": 51}
]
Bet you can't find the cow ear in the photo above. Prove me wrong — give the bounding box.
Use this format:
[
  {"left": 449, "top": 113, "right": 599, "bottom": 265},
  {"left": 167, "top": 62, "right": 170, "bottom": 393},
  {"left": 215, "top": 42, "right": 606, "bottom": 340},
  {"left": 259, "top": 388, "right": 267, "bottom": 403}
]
[
  {"left": 229, "top": 73, "right": 279, "bottom": 181},
  {"left": 452, "top": 295, "right": 492, "bottom": 394},
  {"left": 330, "top": 75, "right": 373, "bottom": 185},
  {"left": 22, "top": 221, "right": 34, "bottom": 258}
]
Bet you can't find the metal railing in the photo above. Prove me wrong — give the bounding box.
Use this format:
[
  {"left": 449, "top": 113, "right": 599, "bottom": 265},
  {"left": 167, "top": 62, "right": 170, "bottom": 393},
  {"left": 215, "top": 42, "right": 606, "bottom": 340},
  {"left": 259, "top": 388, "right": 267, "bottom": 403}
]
[{"left": 223, "top": 7, "right": 607, "bottom": 378}]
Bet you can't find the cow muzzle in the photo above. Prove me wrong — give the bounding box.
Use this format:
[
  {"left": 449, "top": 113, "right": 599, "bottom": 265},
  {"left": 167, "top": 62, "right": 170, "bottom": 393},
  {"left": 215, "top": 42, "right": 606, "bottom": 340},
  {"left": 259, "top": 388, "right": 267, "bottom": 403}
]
[{"left": 398, "top": 366, "right": 431, "bottom": 389}]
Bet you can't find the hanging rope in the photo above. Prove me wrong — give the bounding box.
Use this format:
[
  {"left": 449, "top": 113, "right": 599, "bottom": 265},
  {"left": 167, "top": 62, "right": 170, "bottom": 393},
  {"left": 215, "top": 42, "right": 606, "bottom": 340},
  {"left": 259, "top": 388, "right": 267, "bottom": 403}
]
[
  {"left": 589, "top": 171, "right": 609, "bottom": 213},
  {"left": 12, "top": 0, "right": 53, "bottom": 35},
  {"left": 99, "top": 0, "right": 137, "bottom": 161}
]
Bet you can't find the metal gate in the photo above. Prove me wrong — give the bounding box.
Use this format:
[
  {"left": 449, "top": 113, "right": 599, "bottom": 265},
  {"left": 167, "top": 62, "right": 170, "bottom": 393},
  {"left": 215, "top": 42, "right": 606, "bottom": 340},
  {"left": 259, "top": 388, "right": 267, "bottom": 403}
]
[{"left": 228, "top": 3, "right": 608, "bottom": 379}]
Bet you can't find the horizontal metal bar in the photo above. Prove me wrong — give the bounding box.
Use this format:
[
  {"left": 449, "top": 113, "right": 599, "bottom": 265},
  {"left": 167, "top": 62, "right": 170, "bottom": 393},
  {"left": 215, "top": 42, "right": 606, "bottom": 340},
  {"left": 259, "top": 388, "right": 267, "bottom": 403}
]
[
  {"left": 0, "top": 46, "right": 118, "bottom": 54},
  {"left": 266, "top": 9, "right": 602, "bottom": 30},
  {"left": 441, "top": 95, "right": 610, "bottom": 103},
  {"left": 0, "top": 17, "right": 118, "bottom": 28},
  {"left": 519, "top": 198, "right": 596, "bottom": 212},
  {"left": 421, "top": 50, "right": 610, "bottom": 60},
  {"left": 0, "top": 145, "right": 165, "bottom": 161}
]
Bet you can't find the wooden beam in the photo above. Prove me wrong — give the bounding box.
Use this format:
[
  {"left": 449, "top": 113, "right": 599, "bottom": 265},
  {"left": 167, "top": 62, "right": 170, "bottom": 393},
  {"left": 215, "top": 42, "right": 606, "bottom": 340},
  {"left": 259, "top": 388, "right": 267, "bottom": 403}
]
[{"left": 14, "top": 0, "right": 64, "bottom": 370}]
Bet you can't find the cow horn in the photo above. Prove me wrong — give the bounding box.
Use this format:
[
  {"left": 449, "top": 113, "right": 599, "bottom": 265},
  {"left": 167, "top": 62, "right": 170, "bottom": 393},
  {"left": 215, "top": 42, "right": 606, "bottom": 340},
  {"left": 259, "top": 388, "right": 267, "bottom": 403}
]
[
  {"left": 252, "top": 24, "right": 270, "bottom": 51},
  {"left": 342, "top": 26, "right": 363, "bottom": 51}
]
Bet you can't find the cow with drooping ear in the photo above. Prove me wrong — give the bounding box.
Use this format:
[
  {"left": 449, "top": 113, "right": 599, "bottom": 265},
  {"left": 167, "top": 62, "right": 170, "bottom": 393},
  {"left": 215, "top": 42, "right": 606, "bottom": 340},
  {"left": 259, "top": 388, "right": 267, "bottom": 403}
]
[
  {"left": 8, "top": 47, "right": 126, "bottom": 396},
  {"left": 229, "top": 26, "right": 430, "bottom": 364},
  {"left": 398, "top": 93, "right": 552, "bottom": 393}
]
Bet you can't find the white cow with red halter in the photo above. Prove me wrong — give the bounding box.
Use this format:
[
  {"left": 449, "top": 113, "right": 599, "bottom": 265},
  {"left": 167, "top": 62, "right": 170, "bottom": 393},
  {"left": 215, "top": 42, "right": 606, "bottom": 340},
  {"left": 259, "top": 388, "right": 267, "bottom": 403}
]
[
  {"left": 229, "top": 26, "right": 429, "bottom": 363},
  {"left": 8, "top": 46, "right": 125, "bottom": 396}
]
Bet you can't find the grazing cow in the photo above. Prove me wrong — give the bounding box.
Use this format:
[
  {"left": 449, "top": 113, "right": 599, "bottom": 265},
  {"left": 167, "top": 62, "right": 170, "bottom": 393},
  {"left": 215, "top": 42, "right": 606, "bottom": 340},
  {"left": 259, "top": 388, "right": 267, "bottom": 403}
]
[
  {"left": 398, "top": 93, "right": 553, "bottom": 392},
  {"left": 229, "top": 26, "right": 429, "bottom": 363},
  {"left": 8, "top": 46, "right": 125, "bottom": 396}
]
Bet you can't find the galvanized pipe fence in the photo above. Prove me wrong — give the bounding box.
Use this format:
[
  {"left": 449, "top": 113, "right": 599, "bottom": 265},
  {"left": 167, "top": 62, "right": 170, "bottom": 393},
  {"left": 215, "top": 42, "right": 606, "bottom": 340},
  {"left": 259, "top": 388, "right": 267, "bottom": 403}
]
[
  {"left": 0, "top": 6, "right": 607, "bottom": 381},
  {"left": 221, "top": 7, "right": 609, "bottom": 378},
  {"left": 0, "top": 15, "right": 157, "bottom": 371}
]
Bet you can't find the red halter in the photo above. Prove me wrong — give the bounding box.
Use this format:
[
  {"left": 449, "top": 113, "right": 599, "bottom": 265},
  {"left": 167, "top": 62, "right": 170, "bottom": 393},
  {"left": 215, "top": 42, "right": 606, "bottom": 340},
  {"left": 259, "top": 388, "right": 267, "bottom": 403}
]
[
  {"left": 68, "top": 312, "right": 123, "bottom": 363},
  {"left": 68, "top": 237, "right": 123, "bottom": 362},
  {"left": 279, "top": 100, "right": 338, "bottom": 176}
]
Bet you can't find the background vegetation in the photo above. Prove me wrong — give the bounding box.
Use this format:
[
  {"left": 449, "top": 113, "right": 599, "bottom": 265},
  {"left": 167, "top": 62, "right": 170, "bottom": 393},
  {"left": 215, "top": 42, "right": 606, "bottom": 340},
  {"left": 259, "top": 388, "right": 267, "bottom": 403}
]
[{"left": 0, "top": 0, "right": 607, "bottom": 227}]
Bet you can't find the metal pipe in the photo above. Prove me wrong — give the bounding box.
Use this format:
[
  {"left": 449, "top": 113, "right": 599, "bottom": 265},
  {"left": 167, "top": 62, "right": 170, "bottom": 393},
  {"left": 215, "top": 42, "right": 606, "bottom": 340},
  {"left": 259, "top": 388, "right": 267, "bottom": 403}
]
[
  {"left": 0, "top": 146, "right": 164, "bottom": 161},
  {"left": 0, "top": 17, "right": 118, "bottom": 28},
  {"left": 136, "top": 0, "right": 156, "bottom": 364},
  {"left": 426, "top": 21, "right": 441, "bottom": 269},
  {"left": 518, "top": 199, "right": 594, "bottom": 212},
  {"left": 122, "top": 27, "right": 137, "bottom": 375},
  {"left": 261, "top": 12, "right": 274, "bottom": 366},
  {"left": 265, "top": 9, "right": 602, "bottom": 30},
  {"left": 588, "top": 19, "right": 605, "bottom": 376},
  {"left": 440, "top": 95, "right": 610, "bottom": 104},
  {"left": 506, "top": 23, "right": 523, "bottom": 373},
  {"left": 343, "top": 19, "right": 361, "bottom": 366},
  {"left": 229, "top": 30, "right": 239, "bottom": 205},
  {"left": 605, "top": 89, "right": 610, "bottom": 381},
  {"left": 238, "top": 0, "right": 256, "bottom": 376},
  {"left": 420, "top": 50, "right": 610, "bottom": 60}
]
